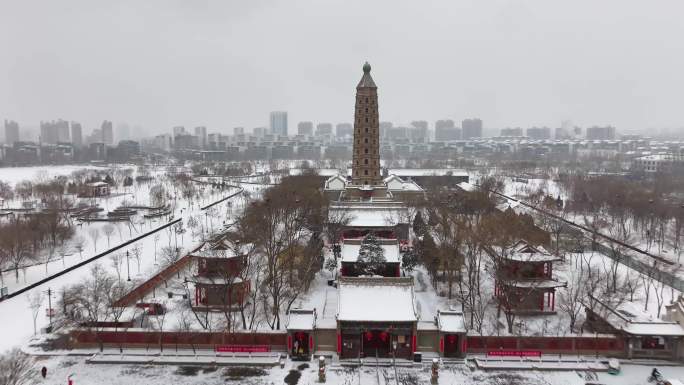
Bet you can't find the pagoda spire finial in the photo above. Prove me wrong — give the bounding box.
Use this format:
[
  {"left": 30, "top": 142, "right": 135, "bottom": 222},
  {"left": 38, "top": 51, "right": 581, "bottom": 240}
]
[
  {"left": 357, "top": 61, "right": 377, "bottom": 89},
  {"left": 363, "top": 61, "right": 371, "bottom": 73}
]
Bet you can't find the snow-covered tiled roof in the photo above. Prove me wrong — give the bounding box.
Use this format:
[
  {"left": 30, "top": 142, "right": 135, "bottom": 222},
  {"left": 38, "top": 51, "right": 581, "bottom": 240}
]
[
  {"left": 436, "top": 310, "right": 466, "bottom": 333},
  {"left": 456, "top": 182, "right": 476, "bottom": 192},
  {"left": 340, "top": 241, "right": 401, "bottom": 263},
  {"left": 331, "top": 206, "right": 409, "bottom": 227},
  {"left": 506, "top": 240, "right": 561, "bottom": 263},
  {"left": 387, "top": 168, "right": 468, "bottom": 177},
  {"left": 337, "top": 277, "right": 417, "bottom": 322},
  {"left": 591, "top": 296, "right": 684, "bottom": 336},
  {"left": 286, "top": 308, "right": 317, "bottom": 331}
]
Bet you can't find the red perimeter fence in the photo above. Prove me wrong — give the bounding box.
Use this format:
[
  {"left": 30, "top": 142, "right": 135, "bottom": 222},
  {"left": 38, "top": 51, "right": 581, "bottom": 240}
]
[
  {"left": 466, "top": 336, "right": 625, "bottom": 354},
  {"left": 71, "top": 329, "right": 626, "bottom": 355},
  {"left": 71, "top": 330, "right": 287, "bottom": 349}
]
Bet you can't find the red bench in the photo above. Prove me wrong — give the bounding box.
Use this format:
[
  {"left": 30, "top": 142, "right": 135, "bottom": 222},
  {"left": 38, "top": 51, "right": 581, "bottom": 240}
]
[{"left": 215, "top": 345, "right": 270, "bottom": 353}]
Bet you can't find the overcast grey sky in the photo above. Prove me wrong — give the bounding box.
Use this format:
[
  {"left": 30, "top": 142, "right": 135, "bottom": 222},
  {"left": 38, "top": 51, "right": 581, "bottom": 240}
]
[{"left": 1, "top": 0, "right": 683, "bottom": 135}]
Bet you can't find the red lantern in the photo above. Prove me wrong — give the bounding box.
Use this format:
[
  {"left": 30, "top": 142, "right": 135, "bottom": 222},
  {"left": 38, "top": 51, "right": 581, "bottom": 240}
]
[
  {"left": 447, "top": 335, "right": 457, "bottom": 344},
  {"left": 379, "top": 332, "right": 388, "bottom": 342},
  {"left": 365, "top": 331, "right": 373, "bottom": 341}
]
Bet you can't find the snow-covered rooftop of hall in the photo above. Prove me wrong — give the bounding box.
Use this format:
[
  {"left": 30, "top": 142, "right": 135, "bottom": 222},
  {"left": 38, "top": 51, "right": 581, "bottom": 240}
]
[
  {"left": 436, "top": 310, "right": 466, "bottom": 333},
  {"left": 340, "top": 240, "right": 401, "bottom": 263},
  {"left": 456, "top": 182, "right": 476, "bottom": 192},
  {"left": 329, "top": 203, "right": 409, "bottom": 227},
  {"left": 386, "top": 168, "right": 468, "bottom": 177},
  {"left": 286, "top": 308, "right": 317, "bottom": 330},
  {"left": 337, "top": 277, "right": 418, "bottom": 322},
  {"left": 590, "top": 295, "right": 684, "bottom": 336},
  {"left": 384, "top": 175, "right": 424, "bottom": 192}
]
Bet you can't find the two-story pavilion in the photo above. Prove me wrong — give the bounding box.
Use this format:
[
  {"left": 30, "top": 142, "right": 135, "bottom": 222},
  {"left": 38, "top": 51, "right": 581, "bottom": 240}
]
[
  {"left": 492, "top": 240, "right": 565, "bottom": 313},
  {"left": 185, "top": 241, "right": 250, "bottom": 310}
]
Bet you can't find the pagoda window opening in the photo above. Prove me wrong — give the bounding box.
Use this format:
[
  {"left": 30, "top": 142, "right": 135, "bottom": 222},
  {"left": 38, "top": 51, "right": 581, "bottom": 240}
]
[
  {"left": 364, "top": 170, "right": 369, "bottom": 175},
  {"left": 364, "top": 159, "right": 369, "bottom": 164}
]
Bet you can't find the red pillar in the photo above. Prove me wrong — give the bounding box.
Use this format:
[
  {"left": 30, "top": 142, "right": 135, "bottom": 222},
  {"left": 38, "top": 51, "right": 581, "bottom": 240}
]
[
  {"left": 439, "top": 337, "right": 444, "bottom": 353},
  {"left": 412, "top": 335, "right": 417, "bottom": 352},
  {"left": 337, "top": 334, "right": 342, "bottom": 354},
  {"left": 540, "top": 292, "right": 544, "bottom": 311},
  {"left": 551, "top": 291, "right": 555, "bottom": 311}
]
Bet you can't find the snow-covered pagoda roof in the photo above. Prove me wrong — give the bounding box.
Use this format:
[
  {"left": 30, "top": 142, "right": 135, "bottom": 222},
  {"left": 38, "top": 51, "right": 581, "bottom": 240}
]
[
  {"left": 506, "top": 240, "right": 561, "bottom": 263},
  {"left": 337, "top": 277, "right": 418, "bottom": 322},
  {"left": 286, "top": 308, "right": 317, "bottom": 331},
  {"left": 340, "top": 240, "right": 401, "bottom": 263},
  {"left": 436, "top": 310, "right": 466, "bottom": 333},
  {"left": 591, "top": 295, "right": 684, "bottom": 336}
]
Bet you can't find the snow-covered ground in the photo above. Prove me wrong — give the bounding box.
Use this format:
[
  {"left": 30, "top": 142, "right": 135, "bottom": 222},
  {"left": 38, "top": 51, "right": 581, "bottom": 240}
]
[
  {"left": 28, "top": 354, "right": 684, "bottom": 385},
  {"left": 0, "top": 165, "right": 254, "bottom": 352},
  {"left": 0, "top": 165, "right": 112, "bottom": 187}
]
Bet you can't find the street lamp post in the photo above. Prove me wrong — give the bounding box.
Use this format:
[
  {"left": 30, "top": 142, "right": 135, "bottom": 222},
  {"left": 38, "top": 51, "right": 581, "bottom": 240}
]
[{"left": 126, "top": 251, "right": 131, "bottom": 281}]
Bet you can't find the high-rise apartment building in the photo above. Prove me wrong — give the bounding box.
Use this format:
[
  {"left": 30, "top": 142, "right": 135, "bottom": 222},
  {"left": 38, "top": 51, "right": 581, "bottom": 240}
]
[
  {"left": 315, "top": 123, "right": 333, "bottom": 136},
  {"left": 379, "top": 121, "right": 393, "bottom": 140},
  {"left": 4, "top": 120, "right": 19, "bottom": 145},
  {"left": 117, "top": 123, "right": 130, "bottom": 142},
  {"left": 297, "top": 121, "right": 313, "bottom": 136},
  {"left": 101, "top": 120, "right": 113, "bottom": 144},
  {"left": 586, "top": 126, "right": 616, "bottom": 140},
  {"left": 526, "top": 127, "right": 551, "bottom": 140},
  {"left": 435, "top": 119, "right": 460, "bottom": 141},
  {"left": 409, "top": 120, "right": 428, "bottom": 142},
  {"left": 500, "top": 127, "right": 523, "bottom": 137},
  {"left": 71, "top": 121, "right": 83, "bottom": 147},
  {"left": 269, "top": 111, "right": 288, "bottom": 136},
  {"left": 462, "top": 118, "right": 483, "bottom": 139},
  {"left": 336, "top": 123, "right": 353, "bottom": 138},
  {"left": 40, "top": 119, "right": 69, "bottom": 144},
  {"left": 233, "top": 127, "right": 245, "bottom": 136},
  {"left": 195, "top": 126, "right": 207, "bottom": 148}
]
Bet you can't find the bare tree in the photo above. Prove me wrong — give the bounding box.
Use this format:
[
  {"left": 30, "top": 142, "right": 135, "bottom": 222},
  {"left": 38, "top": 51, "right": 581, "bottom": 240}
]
[
  {"left": 27, "top": 291, "right": 44, "bottom": 335},
  {"left": 61, "top": 264, "right": 123, "bottom": 352},
  {"left": 0, "top": 348, "right": 35, "bottom": 385},
  {"left": 103, "top": 224, "right": 115, "bottom": 248},
  {"left": 0, "top": 216, "right": 33, "bottom": 282},
  {"left": 558, "top": 258, "right": 586, "bottom": 332},
  {"left": 88, "top": 227, "right": 100, "bottom": 253},
  {"left": 73, "top": 236, "right": 86, "bottom": 259},
  {"left": 110, "top": 252, "right": 124, "bottom": 283},
  {"left": 131, "top": 244, "right": 142, "bottom": 273}
]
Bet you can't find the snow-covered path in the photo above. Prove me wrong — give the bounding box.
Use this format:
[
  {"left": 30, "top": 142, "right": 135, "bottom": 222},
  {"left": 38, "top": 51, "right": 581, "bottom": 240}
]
[{"left": 39, "top": 353, "right": 684, "bottom": 385}]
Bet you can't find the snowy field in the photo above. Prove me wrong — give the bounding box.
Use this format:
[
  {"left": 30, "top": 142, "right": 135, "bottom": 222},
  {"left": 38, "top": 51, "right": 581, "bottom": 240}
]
[
  {"left": 29, "top": 355, "right": 684, "bottom": 385},
  {"left": 0, "top": 165, "right": 254, "bottom": 353},
  {"left": 0, "top": 164, "right": 114, "bottom": 187}
]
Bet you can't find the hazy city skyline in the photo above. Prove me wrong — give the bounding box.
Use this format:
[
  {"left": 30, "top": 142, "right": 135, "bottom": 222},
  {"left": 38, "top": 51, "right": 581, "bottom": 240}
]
[{"left": 1, "top": 0, "right": 684, "bottom": 135}]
